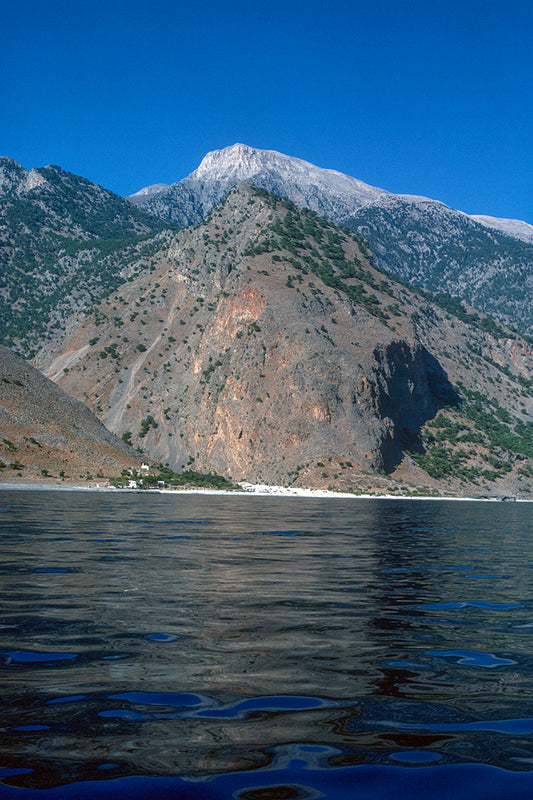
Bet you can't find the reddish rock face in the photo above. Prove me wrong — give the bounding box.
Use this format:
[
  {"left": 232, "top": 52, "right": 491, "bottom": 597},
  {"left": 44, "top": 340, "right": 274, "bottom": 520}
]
[{"left": 35, "top": 184, "right": 533, "bottom": 496}]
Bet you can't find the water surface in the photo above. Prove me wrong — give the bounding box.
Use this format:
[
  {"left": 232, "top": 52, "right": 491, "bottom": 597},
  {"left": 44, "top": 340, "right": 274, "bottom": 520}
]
[{"left": 1, "top": 489, "right": 533, "bottom": 798}]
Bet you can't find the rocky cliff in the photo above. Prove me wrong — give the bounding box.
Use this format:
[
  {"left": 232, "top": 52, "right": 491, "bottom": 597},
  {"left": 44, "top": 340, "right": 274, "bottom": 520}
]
[{"left": 37, "top": 184, "right": 533, "bottom": 497}]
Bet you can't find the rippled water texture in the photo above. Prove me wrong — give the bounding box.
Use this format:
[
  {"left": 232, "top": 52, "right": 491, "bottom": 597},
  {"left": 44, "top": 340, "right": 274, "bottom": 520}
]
[{"left": 1, "top": 489, "right": 533, "bottom": 798}]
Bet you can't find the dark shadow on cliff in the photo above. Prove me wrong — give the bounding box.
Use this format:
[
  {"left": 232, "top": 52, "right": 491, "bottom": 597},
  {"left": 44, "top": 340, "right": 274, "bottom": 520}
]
[
  {"left": 379, "top": 345, "right": 460, "bottom": 474},
  {"left": 423, "top": 347, "right": 460, "bottom": 407}
]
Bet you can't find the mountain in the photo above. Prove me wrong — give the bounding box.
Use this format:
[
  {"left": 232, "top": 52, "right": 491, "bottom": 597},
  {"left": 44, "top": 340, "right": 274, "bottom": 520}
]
[
  {"left": 3, "top": 144, "right": 532, "bottom": 363},
  {"left": 0, "top": 345, "right": 142, "bottom": 481},
  {"left": 36, "top": 184, "right": 533, "bottom": 498},
  {"left": 130, "top": 144, "right": 533, "bottom": 336},
  {"left": 0, "top": 157, "right": 170, "bottom": 356},
  {"left": 129, "top": 142, "right": 387, "bottom": 225},
  {"left": 343, "top": 195, "right": 533, "bottom": 334}
]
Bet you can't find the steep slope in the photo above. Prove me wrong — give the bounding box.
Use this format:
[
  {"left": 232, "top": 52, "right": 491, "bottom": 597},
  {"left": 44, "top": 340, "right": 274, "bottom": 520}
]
[
  {"left": 0, "top": 345, "right": 141, "bottom": 481},
  {"left": 38, "top": 185, "right": 533, "bottom": 497},
  {"left": 130, "top": 144, "right": 533, "bottom": 335},
  {"left": 0, "top": 157, "right": 170, "bottom": 356},
  {"left": 344, "top": 196, "right": 533, "bottom": 334}
]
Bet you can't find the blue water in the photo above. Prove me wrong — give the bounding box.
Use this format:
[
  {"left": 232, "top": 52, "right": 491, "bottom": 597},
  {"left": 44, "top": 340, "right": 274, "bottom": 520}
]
[{"left": 1, "top": 489, "right": 533, "bottom": 798}]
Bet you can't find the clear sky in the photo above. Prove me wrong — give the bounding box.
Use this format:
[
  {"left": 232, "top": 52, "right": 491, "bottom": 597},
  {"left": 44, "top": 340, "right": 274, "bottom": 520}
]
[{"left": 3, "top": 0, "right": 532, "bottom": 222}]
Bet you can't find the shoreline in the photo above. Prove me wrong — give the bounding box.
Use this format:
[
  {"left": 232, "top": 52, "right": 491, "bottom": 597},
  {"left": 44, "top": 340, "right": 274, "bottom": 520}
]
[{"left": 0, "top": 479, "right": 529, "bottom": 502}]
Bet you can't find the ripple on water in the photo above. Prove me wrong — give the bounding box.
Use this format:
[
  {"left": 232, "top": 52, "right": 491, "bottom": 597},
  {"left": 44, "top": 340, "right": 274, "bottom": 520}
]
[
  {"left": 0, "top": 768, "right": 33, "bottom": 778},
  {"left": 109, "top": 692, "right": 202, "bottom": 706},
  {"left": 382, "top": 659, "right": 431, "bottom": 670},
  {"left": 196, "top": 695, "right": 326, "bottom": 719},
  {"left": 47, "top": 694, "right": 87, "bottom": 704},
  {"left": 3, "top": 491, "right": 533, "bottom": 795},
  {"left": 97, "top": 694, "right": 332, "bottom": 723},
  {"left": 99, "top": 709, "right": 144, "bottom": 721},
  {"left": 12, "top": 724, "right": 50, "bottom": 732},
  {"left": 0, "top": 650, "right": 77, "bottom": 664},
  {"left": 234, "top": 784, "right": 321, "bottom": 800},
  {"left": 390, "top": 751, "right": 443, "bottom": 763},
  {"left": 419, "top": 601, "right": 522, "bottom": 611},
  {"left": 34, "top": 568, "right": 71, "bottom": 573},
  {"left": 395, "top": 718, "right": 533, "bottom": 735},
  {"left": 425, "top": 649, "right": 516, "bottom": 667}
]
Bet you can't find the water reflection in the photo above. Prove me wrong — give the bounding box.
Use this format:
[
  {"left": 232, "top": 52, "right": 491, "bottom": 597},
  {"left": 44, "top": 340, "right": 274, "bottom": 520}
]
[{"left": 1, "top": 490, "right": 533, "bottom": 793}]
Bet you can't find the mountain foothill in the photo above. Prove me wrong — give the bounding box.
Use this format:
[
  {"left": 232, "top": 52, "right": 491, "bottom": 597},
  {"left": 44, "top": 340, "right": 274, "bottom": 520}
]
[{"left": 1, "top": 145, "right": 532, "bottom": 497}]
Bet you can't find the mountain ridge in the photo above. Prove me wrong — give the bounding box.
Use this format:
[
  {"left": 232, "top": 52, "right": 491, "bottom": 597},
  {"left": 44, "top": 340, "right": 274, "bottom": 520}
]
[
  {"left": 129, "top": 143, "right": 427, "bottom": 223},
  {"left": 128, "top": 144, "right": 533, "bottom": 336},
  {"left": 130, "top": 142, "right": 531, "bottom": 233},
  {"left": 0, "top": 156, "right": 171, "bottom": 356}
]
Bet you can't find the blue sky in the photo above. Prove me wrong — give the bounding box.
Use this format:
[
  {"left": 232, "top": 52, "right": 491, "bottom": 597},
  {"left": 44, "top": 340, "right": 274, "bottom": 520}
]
[{"left": 3, "top": 0, "right": 532, "bottom": 222}]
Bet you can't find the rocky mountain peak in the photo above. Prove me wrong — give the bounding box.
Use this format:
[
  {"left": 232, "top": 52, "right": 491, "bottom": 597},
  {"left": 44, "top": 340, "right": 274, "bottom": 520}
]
[
  {"left": 0, "top": 160, "right": 172, "bottom": 356},
  {"left": 125, "top": 146, "right": 533, "bottom": 336},
  {"left": 194, "top": 142, "right": 260, "bottom": 178},
  {"left": 0, "top": 158, "right": 53, "bottom": 197},
  {"left": 129, "top": 182, "right": 170, "bottom": 200},
  {"left": 128, "top": 144, "right": 388, "bottom": 228},
  {"left": 471, "top": 215, "right": 533, "bottom": 244},
  {"left": 194, "top": 144, "right": 386, "bottom": 208}
]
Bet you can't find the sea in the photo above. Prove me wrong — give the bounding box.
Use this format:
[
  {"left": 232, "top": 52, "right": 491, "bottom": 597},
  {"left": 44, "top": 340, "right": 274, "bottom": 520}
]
[{"left": 1, "top": 488, "right": 533, "bottom": 799}]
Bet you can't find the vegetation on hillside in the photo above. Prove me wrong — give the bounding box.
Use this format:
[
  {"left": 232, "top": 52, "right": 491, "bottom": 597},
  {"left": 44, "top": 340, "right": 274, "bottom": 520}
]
[
  {"left": 109, "top": 467, "right": 242, "bottom": 491},
  {"left": 243, "top": 190, "right": 396, "bottom": 322},
  {"left": 0, "top": 164, "right": 171, "bottom": 356},
  {"left": 244, "top": 189, "right": 518, "bottom": 343},
  {"left": 411, "top": 382, "right": 533, "bottom": 486},
  {"left": 344, "top": 199, "right": 533, "bottom": 336}
]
